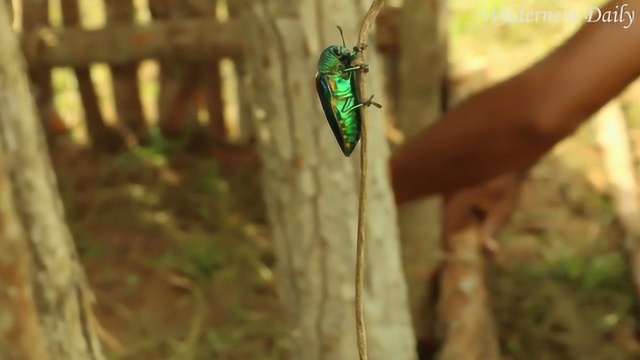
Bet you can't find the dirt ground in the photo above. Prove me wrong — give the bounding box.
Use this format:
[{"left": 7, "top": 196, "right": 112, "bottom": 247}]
[
  {"left": 52, "top": 144, "right": 288, "bottom": 360},
  {"left": 50, "top": 109, "right": 640, "bottom": 360}
]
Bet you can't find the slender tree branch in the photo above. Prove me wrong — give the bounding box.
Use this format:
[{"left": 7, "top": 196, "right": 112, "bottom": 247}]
[{"left": 353, "top": 1, "right": 385, "bottom": 359}]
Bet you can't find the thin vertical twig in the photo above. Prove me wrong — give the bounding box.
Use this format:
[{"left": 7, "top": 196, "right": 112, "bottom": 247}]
[{"left": 353, "top": 1, "right": 386, "bottom": 359}]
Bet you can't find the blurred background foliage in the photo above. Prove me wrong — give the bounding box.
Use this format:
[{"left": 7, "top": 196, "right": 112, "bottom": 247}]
[{"left": 31, "top": 0, "right": 640, "bottom": 358}]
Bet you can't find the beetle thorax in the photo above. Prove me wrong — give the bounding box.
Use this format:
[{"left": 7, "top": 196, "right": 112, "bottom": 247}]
[{"left": 317, "top": 45, "right": 352, "bottom": 74}]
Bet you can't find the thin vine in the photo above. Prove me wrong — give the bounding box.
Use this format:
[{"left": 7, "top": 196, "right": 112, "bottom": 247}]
[{"left": 353, "top": 1, "right": 386, "bottom": 359}]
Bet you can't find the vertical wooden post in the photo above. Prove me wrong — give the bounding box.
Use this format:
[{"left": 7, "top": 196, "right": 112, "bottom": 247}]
[
  {"left": 105, "top": 0, "right": 146, "bottom": 141},
  {"left": 396, "top": 0, "right": 448, "bottom": 356},
  {"left": 148, "top": 0, "right": 175, "bottom": 135},
  {"left": 225, "top": 0, "right": 251, "bottom": 143},
  {"left": 148, "top": 0, "right": 228, "bottom": 145},
  {"left": 60, "top": 0, "right": 124, "bottom": 151},
  {"left": 196, "top": 0, "right": 226, "bottom": 143},
  {"left": 150, "top": 0, "right": 201, "bottom": 138},
  {"left": 203, "top": 59, "right": 225, "bottom": 143},
  {"left": 22, "top": 0, "right": 54, "bottom": 139}
]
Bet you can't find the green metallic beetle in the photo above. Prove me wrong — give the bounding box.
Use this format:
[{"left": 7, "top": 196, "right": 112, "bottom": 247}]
[{"left": 315, "top": 27, "right": 379, "bottom": 157}]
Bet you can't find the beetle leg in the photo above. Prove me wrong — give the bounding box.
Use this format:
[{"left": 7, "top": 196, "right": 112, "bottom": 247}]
[
  {"left": 342, "top": 63, "right": 368, "bottom": 73},
  {"left": 342, "top": 94, "right": 382, "bottom": 113},
  {"left": 340, "top": 96, "right": 357, "bottom": 112},
  {"left": 361, "top": 94, "right": 383, "bottom": 109},
  {"left": 345, "top": 104, "right": 364, "bottom": 113},
  {"left": 358, "top": 63, "right": 370, "bottom": 74}
]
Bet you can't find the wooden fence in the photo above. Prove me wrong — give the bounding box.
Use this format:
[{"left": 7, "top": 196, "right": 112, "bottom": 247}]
[
  {"left": 11, "top": 0, "right": 243, "bottom": 152},
  {"left": 12, "top": 0, "right": 402, "bottom": 153}
]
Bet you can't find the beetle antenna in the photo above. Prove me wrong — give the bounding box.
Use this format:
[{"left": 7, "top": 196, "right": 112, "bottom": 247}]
[{"left": 336, "top": 26, "right": 347, "bottom": 47}]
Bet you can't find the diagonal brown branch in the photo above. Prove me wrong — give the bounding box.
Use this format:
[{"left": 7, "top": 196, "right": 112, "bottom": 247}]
[{"left": 353, "top": 1, "right": 386, "bottom": 359}]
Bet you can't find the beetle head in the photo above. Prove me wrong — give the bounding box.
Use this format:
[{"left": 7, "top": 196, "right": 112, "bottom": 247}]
[
  {"left": 317, "top": 45, "right": 352, "bottom": 73},
  {"left": 331, "top": 46, "right": 352, "bottom": 63}
]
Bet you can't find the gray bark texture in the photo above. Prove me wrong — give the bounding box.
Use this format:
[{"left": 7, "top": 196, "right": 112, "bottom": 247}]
[
  {"left": 0, "top": 149, "right": 49, "bottom": 360},
  {"left": 0, "top": 4, "right": 105, "bottom": 359},
  {"left": 244, "top": 0, "right": 417, "bottom": 359}
]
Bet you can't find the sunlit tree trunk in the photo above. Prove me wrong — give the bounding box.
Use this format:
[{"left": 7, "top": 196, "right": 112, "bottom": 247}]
[
  {"left": 244, "top": 0, "right": 416, "bottom": 359},
  {"left": 0, "top": 5, "right": 105, "bottom": 359}
]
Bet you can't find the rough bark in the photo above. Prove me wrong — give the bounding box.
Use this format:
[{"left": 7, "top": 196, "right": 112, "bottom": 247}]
[
  {"left": 21, "top": 0, "right": 54, "bottom": 139},
  {"left": 396, "top": 0, "right": 447, "bottom": 347},
  {"left": 0, "top": 6, "right": 105, "bottom": 359},
  {"left": 245, "top": 0, "right": 416, "bottom": 359},
  {"left": 0, "top": 153, "right": 49, "bottom": 360}
]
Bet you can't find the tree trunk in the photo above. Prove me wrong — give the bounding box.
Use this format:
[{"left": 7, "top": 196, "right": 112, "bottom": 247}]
[
  {"left": 0, "top": 153, "right": 49, "bottom": 360},
  {"left": 397, "top": 0, "right": 447, "bottom": 351},
  {"left": 0, "top": 5, "right": 105, "bottom": 359},
  {"left": 21, "top": 0, "right": 55, "bottom": 140},
  {"left": 244, "top": 1, "right": 416, "bottom": 359}
]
